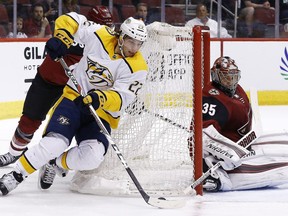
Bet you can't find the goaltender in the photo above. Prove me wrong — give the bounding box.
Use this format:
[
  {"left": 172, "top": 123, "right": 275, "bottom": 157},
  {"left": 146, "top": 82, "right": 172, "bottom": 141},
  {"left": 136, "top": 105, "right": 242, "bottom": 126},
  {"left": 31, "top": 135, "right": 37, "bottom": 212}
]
[{"left": 201, "top": 56, "right": 288, "bottom": 192}]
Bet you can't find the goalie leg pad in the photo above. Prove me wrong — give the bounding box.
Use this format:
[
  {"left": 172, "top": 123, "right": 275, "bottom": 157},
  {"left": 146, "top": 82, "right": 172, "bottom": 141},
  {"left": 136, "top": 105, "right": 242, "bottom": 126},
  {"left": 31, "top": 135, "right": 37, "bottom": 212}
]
[
  {"left": 228, "top": 137, "right": 288, "bottom": 191},
  {"left": 251, "top": 131, "right": 288, "bottom": 157},
  {"left": 229, "top": 158, "right": 288, "bottom": 190}
]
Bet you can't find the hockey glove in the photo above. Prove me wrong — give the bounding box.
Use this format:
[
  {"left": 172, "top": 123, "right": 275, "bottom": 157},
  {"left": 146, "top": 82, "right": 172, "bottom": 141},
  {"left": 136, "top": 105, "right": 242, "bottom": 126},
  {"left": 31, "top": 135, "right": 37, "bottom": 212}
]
[
  {"left": 45, "top": 28, "right": 74, "bottom": 60},
  {"left": 203, "top": 125, "right": 250, "bottom": 170},
  {"left": 203, "top": 135, "right": 242, "bottom": 170},
  {"left": 74, "top": 91, "right": 100, "bottom": 115},
  {"left": 203, "top": 155, "right": 232, "bottom": 191},
  {"left": 45, "top": 37, "right": 67, "bottom": 60}
]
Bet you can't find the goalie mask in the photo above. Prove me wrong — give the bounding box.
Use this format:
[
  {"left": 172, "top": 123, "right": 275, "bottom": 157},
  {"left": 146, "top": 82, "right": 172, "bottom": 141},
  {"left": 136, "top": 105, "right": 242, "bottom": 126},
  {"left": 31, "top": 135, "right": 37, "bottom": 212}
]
[
  {"left": 211, "top": 56, "right": 241, "bottom": 97},
  {"left": 87, "top": 6, "right": 114, "bottom": 28}
]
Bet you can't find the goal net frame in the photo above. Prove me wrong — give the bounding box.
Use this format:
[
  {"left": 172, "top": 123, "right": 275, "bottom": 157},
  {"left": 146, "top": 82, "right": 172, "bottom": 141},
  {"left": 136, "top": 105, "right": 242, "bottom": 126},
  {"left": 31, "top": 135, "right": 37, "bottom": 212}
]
[{"left": 70, "top": 23, "right": 210, "bottom": 196}]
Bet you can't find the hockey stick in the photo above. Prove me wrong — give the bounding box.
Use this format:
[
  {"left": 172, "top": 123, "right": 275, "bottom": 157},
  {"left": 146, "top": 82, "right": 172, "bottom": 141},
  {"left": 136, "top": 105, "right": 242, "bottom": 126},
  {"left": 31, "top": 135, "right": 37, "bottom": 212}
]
[
  {"left": 250, "top": 87, "right": 263, "bottom": 133},
  {"left": 126, "top": 99, "right": 190, "bottom": 132},
  {"left": 184, "top": 89, "right": 263, "bottom": 194},
  {"left": 141, "top": 90, "right": 262, "bottom": 156},
  {"left": 144, "top": 109, "right": 190, "bottom": 132},
  {"left": 24, "top": 78, "right": 34, "bottom": 83},
  {"left": 59, "top": 58, "right": 185, "bottom": 209}
]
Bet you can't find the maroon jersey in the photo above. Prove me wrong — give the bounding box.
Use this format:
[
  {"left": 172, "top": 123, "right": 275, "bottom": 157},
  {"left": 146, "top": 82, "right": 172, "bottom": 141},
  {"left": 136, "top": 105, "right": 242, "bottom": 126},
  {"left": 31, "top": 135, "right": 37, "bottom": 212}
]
[
  {"left": 38, "top": 54, "right": 82, "bottom": 86},
  {"left": 203, "top": 82, "right": 252, "bottom": 142}
]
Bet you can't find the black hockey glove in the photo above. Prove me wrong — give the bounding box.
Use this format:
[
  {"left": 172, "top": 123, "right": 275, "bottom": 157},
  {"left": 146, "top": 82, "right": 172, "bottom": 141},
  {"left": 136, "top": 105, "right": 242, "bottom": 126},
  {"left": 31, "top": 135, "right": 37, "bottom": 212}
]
[
  {"left": 45, "top": 37, "right": 68, "bottom": 60},
  {"left": 74, "top": 91, "right": 100, "bottom": 115},
  {"left": 45, "top": 28, "right": 74, "bottom": 60}
]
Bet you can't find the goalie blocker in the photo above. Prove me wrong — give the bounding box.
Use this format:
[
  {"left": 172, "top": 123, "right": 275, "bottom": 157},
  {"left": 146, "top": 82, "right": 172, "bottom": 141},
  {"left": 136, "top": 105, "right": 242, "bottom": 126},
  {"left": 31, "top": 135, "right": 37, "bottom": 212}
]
[{"left": 203, "top": 125, "right": 250, "bottom": 171}]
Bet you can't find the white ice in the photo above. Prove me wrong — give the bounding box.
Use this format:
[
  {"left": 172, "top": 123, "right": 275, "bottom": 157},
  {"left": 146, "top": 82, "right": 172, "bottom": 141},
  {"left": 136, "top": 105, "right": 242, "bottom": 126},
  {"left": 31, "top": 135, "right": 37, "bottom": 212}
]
[{"left": 1, "top": 106, "right": 288, "bottom": 216}]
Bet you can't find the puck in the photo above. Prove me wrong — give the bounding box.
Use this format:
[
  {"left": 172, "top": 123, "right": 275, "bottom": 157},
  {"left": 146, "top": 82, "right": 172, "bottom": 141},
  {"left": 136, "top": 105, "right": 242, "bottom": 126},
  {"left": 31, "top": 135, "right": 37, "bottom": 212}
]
[{"left": 158, "top": 197, "right": 166, "bottom": 200}]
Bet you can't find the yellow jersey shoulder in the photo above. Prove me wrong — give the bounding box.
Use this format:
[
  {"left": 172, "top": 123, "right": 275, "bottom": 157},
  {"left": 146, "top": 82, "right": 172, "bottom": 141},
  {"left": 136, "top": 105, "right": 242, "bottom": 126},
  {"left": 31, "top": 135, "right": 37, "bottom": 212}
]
[
  {"left": 125, "top": 52, "right": 148, "bottom": 73},
  {"left": 95, "top": 26, "right": 118, "bottom": 58},
  {"left": 54, "top": 13, "right": 80, "bottom": 36}
]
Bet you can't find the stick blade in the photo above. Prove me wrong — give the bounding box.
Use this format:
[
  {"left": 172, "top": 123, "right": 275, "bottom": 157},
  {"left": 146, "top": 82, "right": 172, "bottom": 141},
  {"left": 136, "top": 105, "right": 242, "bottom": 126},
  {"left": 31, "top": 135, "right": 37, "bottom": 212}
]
[
  {"left": 183, "top": 186, "right": 197, "bottom": 195},
  {"left": 147, "top": 197, "right": 186, "bottom": 209}
]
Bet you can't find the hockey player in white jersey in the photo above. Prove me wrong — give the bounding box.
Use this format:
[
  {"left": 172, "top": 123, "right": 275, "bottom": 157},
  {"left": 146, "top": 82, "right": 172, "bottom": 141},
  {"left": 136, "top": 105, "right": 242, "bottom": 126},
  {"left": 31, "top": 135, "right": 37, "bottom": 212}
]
[
  {"left": 0, "top": 6, "right": 114, "bottom": 167},
  {"left": 0, "top": 15, "right": 148, "bottom": 195}
]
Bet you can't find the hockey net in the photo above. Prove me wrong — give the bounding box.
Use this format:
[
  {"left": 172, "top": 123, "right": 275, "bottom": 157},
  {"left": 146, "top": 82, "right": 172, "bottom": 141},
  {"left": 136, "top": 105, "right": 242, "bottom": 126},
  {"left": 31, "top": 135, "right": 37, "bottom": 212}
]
[{"left": 70, "top": 22, "right": 210, "bottom": 196}]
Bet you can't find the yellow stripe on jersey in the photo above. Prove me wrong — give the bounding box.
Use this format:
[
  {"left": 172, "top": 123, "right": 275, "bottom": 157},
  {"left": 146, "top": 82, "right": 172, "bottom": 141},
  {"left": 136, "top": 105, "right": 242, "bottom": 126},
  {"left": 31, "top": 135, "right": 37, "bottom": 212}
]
[
  {"left": 125, "top": 52, "right": 148, "bottom": 73},
  {"left": 54, "top": 14, "right": 79, "bottom": 38},
  {"left": 63, "top": 85, "right": 81, "bottom": 101},
  {"left": 95, "top": 89, "right": 122, "bottom": 127},
  {"left": 95, "top": 26, "right": 119, "bottom": 59},
  {"left": 19, "top": 155, "right": 36, "bottom": 174},
  {"left": 61, "top": 151, "right": 70, "bottom": 170},
  {"left": 97, "top": 109, "right": 120, "bottom": 129},
  {"left": 96, "top": 90, "right": 122, "bottom": 112}
]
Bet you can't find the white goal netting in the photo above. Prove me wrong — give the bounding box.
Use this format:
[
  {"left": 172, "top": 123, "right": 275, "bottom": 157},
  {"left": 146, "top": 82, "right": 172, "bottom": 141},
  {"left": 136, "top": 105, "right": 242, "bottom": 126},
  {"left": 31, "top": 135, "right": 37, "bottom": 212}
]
[{"left": 70, "top": 22, "right": 208, "bottom": 196}]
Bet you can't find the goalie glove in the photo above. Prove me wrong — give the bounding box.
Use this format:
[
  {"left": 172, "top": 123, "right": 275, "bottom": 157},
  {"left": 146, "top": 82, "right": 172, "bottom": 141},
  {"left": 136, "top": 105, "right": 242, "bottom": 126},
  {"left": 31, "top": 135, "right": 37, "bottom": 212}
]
[
  {"left": 45, "top": 28, "right": 74, "bottom": 60},
  {"left": 203, "top": 155, "right": 232, "bottom": 191},
  {"left": 203, "top": 125, "right": 250, "bottom": 170},
  {"left": 74, "top": 91, "right": 100, "bottom": 115}
]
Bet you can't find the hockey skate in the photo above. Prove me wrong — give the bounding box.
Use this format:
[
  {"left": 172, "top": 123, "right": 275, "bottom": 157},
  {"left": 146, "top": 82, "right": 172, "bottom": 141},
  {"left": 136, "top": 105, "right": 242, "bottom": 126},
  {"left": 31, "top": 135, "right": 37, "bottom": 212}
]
[
  {"left": 0, "top": 171, "right": 24, "bottom": 195},
  {"left": 38, "top": 159, "right": 68, "bottom": 190},
  {"left": 0, "top": 152, "right": 20, "bottom": 167}
]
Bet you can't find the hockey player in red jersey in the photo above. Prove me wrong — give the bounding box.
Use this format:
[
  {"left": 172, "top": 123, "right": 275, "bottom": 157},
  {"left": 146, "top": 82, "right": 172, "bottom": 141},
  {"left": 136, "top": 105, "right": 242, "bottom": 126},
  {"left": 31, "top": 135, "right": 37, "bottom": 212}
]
[
  {"left": 203, "top": 56, "right": 252, "bottom": 142},
  {"left": 201, "top": 56, "right": 252, "bottom": 191},
  {"left": 202, "top": 56, "right": 288, "bottom": 192},
  {"left": 0, "top": 6, "right": 113, "bottom": 167}
]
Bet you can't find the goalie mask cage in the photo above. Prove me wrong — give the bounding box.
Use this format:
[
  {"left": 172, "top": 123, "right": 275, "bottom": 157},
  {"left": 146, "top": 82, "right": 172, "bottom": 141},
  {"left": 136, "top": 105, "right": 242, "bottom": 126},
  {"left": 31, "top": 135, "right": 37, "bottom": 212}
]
[{"left": 70, "top": 23, "right": 210, "bottom": 196}]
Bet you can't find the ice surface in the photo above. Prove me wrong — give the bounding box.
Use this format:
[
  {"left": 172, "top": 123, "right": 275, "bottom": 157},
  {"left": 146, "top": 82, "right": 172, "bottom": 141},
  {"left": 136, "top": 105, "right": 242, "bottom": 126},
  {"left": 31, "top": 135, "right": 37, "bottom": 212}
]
[{"left": 1, "top": 106, "right": 288, "bottom": 216}]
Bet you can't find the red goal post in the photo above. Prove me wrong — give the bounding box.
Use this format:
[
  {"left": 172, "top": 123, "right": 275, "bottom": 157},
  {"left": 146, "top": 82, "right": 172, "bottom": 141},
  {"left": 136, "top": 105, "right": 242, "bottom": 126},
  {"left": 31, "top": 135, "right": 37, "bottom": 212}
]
[
  {"left": 70, "top": 23, "right": 210, "bottom": 197},
  {"left": 192, "top": 25, "right": 210, "bottom": 195}
]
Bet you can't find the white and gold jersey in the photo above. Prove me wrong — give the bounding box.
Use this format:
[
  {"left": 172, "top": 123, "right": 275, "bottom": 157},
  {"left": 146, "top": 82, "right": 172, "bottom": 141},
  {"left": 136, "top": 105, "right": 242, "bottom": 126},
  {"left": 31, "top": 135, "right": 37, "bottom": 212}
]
[
  {"left": 55, "top": 13, "right": 148, "bottom": 129},
  {"left": 54, "top": 12, "right": 92, "bottom": 56}
]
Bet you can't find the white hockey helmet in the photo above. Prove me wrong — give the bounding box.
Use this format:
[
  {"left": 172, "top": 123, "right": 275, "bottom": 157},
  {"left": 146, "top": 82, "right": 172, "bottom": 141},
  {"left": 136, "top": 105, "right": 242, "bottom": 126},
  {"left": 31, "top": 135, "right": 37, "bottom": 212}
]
[{"left": 120, "top": 17, "right": 147, "bottom": 42}]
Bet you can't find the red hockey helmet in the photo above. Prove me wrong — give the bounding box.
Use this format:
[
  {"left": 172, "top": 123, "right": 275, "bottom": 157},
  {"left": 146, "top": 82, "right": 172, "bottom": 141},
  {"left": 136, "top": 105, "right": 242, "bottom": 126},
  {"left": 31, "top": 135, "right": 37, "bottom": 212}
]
[
  {"left": 211, "top": 56, "right": 241, "bottom": 96},
  {"left": 87, "top": 6, "right": 113, "bottom": 27}
]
